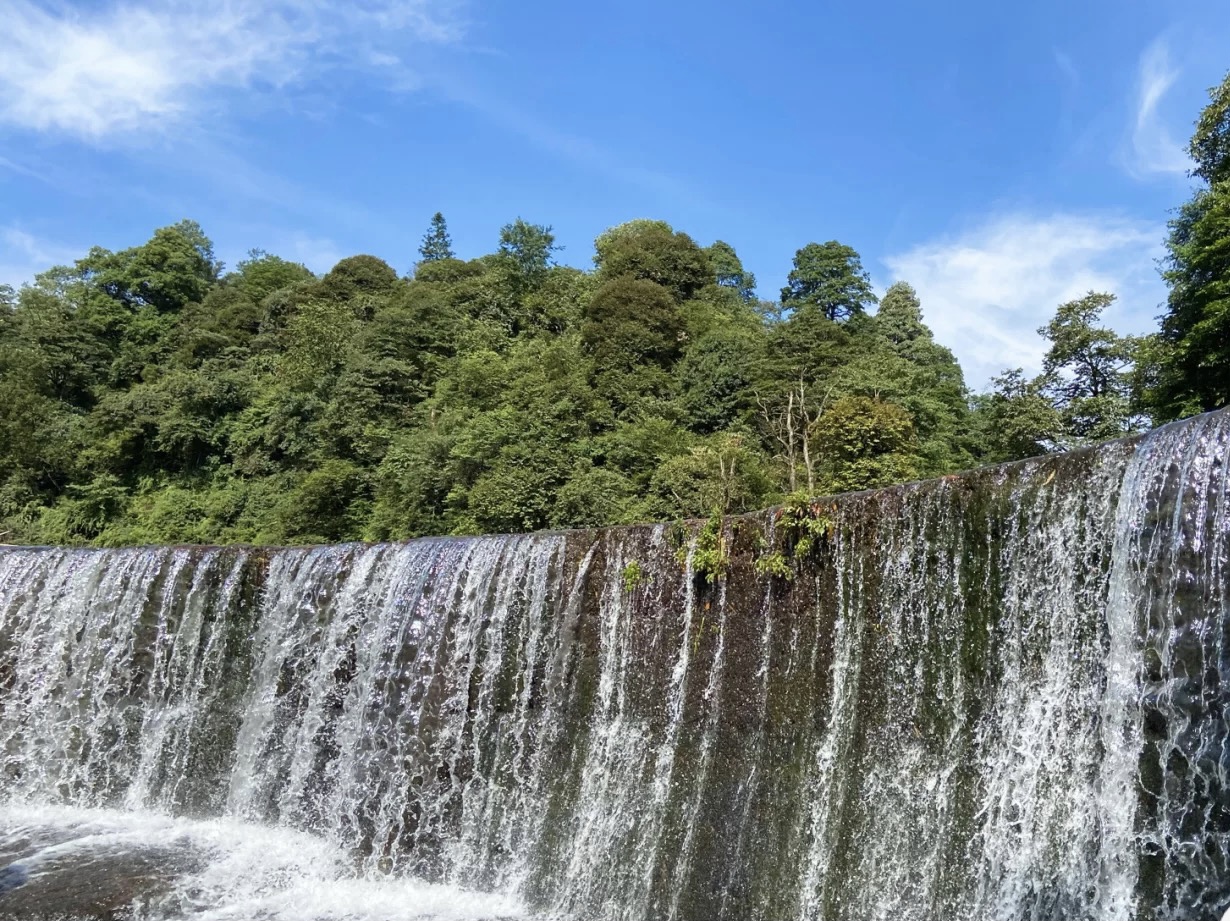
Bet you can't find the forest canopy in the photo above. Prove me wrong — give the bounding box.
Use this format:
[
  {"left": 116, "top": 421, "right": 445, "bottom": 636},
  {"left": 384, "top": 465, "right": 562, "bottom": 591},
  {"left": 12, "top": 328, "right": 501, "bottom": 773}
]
[{"left": 1, "top": 70, "right": 1227, "bottom": 547}]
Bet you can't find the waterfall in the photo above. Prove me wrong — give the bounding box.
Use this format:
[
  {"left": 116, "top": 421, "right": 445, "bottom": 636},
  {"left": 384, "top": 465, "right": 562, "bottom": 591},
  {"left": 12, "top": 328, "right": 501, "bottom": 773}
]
[{"left": 1, "top": 409, "right": 1228, "bottom": 920}]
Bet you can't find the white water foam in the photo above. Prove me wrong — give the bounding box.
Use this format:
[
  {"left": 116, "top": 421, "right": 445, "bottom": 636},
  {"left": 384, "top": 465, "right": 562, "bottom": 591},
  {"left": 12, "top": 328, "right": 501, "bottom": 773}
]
[{"left": 0, "top": 804, "right": 526, "bottom": 920}]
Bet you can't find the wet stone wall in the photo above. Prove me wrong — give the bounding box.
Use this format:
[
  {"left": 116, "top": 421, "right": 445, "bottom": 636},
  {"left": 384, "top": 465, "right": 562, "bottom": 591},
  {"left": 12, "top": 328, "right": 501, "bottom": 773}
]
[{"left": 1, "top": 410, "right": 1229, "bottom": 920}]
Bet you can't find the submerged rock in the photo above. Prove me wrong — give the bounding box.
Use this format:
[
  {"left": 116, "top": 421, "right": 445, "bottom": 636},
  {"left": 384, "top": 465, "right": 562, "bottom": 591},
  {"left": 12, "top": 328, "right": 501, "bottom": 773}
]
[
  {"left": 0, "top": 807, "right": 529, "bottom": 921},
  {"left": 0, "top": 862, "right": 28, "bottom": 892},
  {"left": 0, "top": 818, "right": 201, "bottom": 921}
]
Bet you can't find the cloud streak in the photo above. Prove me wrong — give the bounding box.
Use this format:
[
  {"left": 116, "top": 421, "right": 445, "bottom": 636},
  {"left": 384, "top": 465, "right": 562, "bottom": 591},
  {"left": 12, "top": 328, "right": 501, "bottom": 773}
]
[
  {"left": 0, "top": 0, "right": 466, "bottom": 140},
  {"left": 1127, "top": 36, "right": 1192, "bottom": 178},
  {"left": 883, "top": 213, "right": 1166, "bottom": 389},
  {"left": 443, "top": 82, "right": 700, "bottom": 205},
  {"left": 0, "top": 225, "right": 82, "bottom": 288}
]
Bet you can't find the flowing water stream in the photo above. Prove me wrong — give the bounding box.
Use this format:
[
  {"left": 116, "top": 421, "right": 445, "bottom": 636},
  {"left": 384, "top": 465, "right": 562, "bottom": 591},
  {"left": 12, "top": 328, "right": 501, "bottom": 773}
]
[{"left": 1, "top": 410, "right": 1228, "bottom": 920}]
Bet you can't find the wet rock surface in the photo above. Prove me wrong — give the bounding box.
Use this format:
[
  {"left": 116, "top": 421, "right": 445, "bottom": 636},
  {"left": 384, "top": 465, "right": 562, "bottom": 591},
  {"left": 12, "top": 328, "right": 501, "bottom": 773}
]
[
  {"left": 0, "top": 409, "right": 1228, "bottom": 920},
  {"left": 0, "top": 809, "right": 530, "bottom": 921},
  {"left": 0, "top": 821, "right": 202, "bottom": 921}
]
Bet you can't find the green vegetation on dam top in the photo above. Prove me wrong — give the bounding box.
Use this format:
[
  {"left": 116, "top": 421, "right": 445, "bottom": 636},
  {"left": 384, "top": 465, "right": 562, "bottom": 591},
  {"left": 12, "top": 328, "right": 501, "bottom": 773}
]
[
  {"left": 0, "top": 218, "right": 1048, "bottom": 548},
  {"left": 2, "top": 64, "right": 1229, "bottom": 551}
]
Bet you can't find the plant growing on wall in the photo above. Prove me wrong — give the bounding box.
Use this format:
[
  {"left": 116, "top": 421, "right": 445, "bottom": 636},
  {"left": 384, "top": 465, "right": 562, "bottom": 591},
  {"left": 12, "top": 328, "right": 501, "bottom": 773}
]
[
  {"left": 621, "top": 560, "right": 646, "bottom": 592},
  {"left": 677, "top": 510, "right": 729, "bottom": 583},
  {"left": 752, "top": 548, "right": 793, "bottom": 580},
  {"left": 777, "top": 494, "right": 835, "bottom": 558}
]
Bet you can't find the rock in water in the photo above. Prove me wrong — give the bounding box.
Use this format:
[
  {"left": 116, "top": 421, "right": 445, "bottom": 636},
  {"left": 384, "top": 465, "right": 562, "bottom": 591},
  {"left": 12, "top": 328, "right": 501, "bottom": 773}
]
[{"left": 0, "top": 862, "right": 28, "bottom": 893}]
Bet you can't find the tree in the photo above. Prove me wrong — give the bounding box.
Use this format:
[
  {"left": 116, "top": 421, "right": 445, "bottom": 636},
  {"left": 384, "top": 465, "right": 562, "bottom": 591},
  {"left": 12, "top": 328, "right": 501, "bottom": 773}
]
[
  {"left": 1038, "top": 292, "right": 1138, "bottom": 442},
  {"left": 0, "top": 212, "right": 997, "bottom": 548},
  {"left": 678, "top": 329, "right": 761, "bottom": 433},
  {"left": 811, "top": 396, "right": 916, "bottom": 494},
  {"left": 973, "top": 293, "right": 1139, "bottom": 461},
  {"left": 274, "top": 460, "right": 370, "bottom": 543},
  {"left": 581, "top": 277, "right": 684, "bottom": 373},
  {"left": 876, "top": 282, "right": 929, "bottom": 351},
  {"left": 764, "top": 305, "right": 855, "bottom": 386},
  {"left": 318, "top": 255, "right": 399, "bottom": 303},
  {"left": 419, "top": 212, "right": 454, "bottom": 263},
  {"left": 4, "top": 282, "right": 109, "bottom": 404},
  {"left": 234, "top": 250, "right": 314, "bottom": 304},
  {"left": 83, "top": 220, "right": 220, "bottom": 315},
  {"left": 552, "top": 464, "right": 638, "bottom": 528},
  {"left": 705, "top": 240, "right": 757, "bottom": 303},
  {"left": 594, "top": 220, "right": 712, "bottom": 301},
  {"left": 647, "top": 432, "right": 774, "bottom": 517},
  {"left": 497, "top": 218, "right": 559, "bottom": 285},
  {"left": 758, "top": 376, "right": 829, "bottom": 494},
  {"left": 1151, "top": 70, "right": 1230, "bottom": 418},
  {"left": 369, "top": 428, "right": 455, "bottom": 539},
  {"left": 280, "top": 298, "right": 364, "bottom": 388},
  {"left": 976, "top": 369, "right": 1063, "bottom": 462},
  {"left": 1191, "top": 70, "right": 1230, "bottom": 186},
  {"left": 781, "top": 241, "right": 876, "bottom": 321}
]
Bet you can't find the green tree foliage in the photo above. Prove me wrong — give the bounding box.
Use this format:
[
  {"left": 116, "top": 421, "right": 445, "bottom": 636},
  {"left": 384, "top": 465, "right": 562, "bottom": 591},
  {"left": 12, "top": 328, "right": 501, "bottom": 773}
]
[
  {"left": 975, "top": 369, "right": 1063, "bottom": 462},
  {"left": 497, "top": 218, "right": 559, "bottom": 285},
  {"left": 973, "top": 292, "right": 1141, "bottom": 462},
  {"left": 1146, "top": 69, "right": 1230, "bottom": 415},
  {"left": 594, "top": 220, "right": 712, "bottom": 301},
  {"left": 5, "top": 210, "right": 1153, "bottom": 548},
  {"left": 234, "top": 250, "right": 314, "bottom": 304},
  {"left": 1037, "top": 292, "right": 1139, "bottom": 442},
  {"left": 812, "top": 396, "right": 916, "bottom": 494},
  {"left": 581, "top": 277, "right": 684, "bottom": 374},
  {"left": 766, "top": 305, "right": 856, "bottom": 386},
  {"left": 705, "top": 240, "right": 757, "bottom": 303},
  {"left": 1149, "top": 71, "right": 1230, "bottom": 418},
  {"left": 677, "top": 329, "right": 761, "bottom": 433},
  {"left": 419, "top": 212, "right": 455, "bottom": 263},
  {"left": 319, "top": 255, "right": 399, "bottom": 304},
  {"left": 87, "top": 220, "right": 221, "bottom": 314},
  {"left": 876, "top": 282, "right": 932, "bottom": 354},
  {"left": 781, "top": 241, "right": 876, "bottom": 321},
  {"left": 1191, "top": 71, "right": 1230, "bottom": 187},
  {"left": 853, "top": 281, "right": 972, "bottom": 475},
  {"left": 648, "top": 433, "right": 775, "bottom": 517}
]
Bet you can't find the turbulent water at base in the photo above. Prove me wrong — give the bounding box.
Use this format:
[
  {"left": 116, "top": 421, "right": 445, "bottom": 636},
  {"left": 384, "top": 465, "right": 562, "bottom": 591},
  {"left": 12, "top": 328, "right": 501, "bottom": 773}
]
[{"left": 1, "top": 410, "right": 1229, "bottom": 921}]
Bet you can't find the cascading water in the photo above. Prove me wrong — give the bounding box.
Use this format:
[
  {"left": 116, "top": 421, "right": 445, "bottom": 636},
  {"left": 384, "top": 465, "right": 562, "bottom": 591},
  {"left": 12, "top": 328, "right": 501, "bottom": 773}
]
[{"left": 1, "top": 409, "right": 1229, "bottom": 920}]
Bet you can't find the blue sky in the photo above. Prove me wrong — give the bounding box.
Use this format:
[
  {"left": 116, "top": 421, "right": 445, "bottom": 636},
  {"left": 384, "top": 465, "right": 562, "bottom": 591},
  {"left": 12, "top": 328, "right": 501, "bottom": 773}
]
[{"left": 1, "top": 0, "right": 1227, "bottom": 386}]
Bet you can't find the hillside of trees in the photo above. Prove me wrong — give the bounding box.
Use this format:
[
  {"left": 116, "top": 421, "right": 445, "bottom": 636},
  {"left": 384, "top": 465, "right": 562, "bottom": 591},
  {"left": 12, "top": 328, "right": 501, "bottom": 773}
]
[{"left": 1, "top": 72, "right": 1226, "bottom": 547}]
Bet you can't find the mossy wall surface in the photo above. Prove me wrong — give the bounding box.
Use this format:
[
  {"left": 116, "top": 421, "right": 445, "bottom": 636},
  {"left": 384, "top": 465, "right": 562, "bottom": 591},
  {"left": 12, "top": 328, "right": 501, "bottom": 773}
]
[{"left": 1, "top": 411, "right": 1228, "bottom": 920}]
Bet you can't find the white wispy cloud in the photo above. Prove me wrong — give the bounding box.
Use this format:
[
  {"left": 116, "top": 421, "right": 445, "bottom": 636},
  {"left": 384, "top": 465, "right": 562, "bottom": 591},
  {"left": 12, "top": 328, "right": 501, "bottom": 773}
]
[
  {"left": 883, "top": 213, "right": 1166, "bottom": 389},
  {"left": 0, "top": 0, "right": 466, "bottom": 140},
  {"left": 0, "top": 226, "right": 82, "bottom": 288},
  {"left": 1053, "top": 48, "right": 1079, "bottom": 91},
  {"left": 444, "top": 83, "right": 697, "bottom": 204},
  {"left": 0, "top": 154, "right": 47, "bottom": 181},
  {"left": 1126, "top": 35, "right": 1192, "bottom": 178},
  {"left": 216, "top": 232, "right": 343, "bottom": 279},
  {"left": 282, "top": 234, "right": 346, "bottom": 275}
]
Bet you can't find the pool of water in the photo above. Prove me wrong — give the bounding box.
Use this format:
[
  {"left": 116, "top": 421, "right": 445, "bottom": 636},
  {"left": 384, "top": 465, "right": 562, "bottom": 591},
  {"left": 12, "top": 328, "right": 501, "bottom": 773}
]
[{"left": 0, "top": 804, "right": 528, "bottom": 921}]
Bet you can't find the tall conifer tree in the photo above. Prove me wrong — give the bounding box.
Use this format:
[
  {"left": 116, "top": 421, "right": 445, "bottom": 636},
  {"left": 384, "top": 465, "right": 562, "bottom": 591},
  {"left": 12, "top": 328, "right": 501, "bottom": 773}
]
[{"left": 419, "top": 212, "right": 454, "bottom": 263}]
